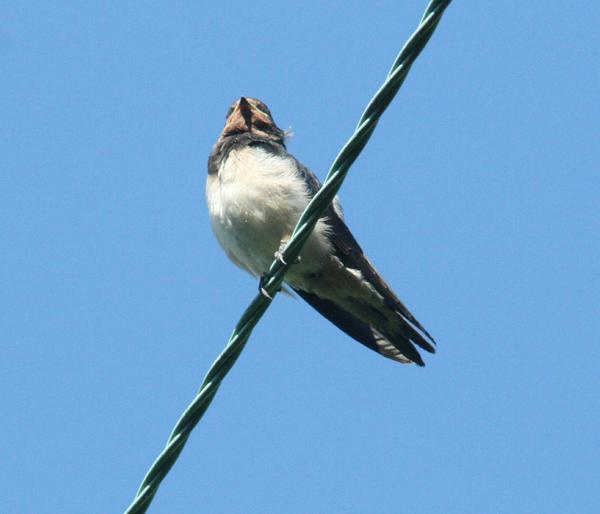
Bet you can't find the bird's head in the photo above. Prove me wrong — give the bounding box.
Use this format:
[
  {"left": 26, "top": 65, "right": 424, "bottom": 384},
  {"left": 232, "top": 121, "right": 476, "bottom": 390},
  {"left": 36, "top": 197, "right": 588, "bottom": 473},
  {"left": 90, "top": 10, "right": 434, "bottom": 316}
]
[{"left": 220, "top": 97, "right": 285, "bottom": 143}]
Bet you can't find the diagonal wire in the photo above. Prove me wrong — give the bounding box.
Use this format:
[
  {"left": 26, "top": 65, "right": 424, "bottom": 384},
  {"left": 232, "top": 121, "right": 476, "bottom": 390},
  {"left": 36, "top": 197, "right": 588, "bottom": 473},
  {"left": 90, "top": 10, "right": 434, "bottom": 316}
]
[{"left": 123, "top": 1, "right": 452, "bottom": 512}]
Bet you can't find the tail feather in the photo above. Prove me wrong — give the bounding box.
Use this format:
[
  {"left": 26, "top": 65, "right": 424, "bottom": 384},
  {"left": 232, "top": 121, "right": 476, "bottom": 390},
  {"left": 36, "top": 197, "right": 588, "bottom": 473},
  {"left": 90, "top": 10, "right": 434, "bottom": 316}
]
[
  {"left": 293, "top": 287, "right": 425, "bottom": 366},
  {"left": 323, "top": 205, "right": 436, "bottom": 361}
]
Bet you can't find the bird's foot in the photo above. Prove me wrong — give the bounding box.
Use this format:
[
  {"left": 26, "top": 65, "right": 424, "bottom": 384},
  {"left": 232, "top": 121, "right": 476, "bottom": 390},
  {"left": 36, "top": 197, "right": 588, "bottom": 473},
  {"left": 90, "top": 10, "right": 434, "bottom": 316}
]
[
  {"left": 275, "top": 240, "right": 301, "bottom": 266},
  {"left": 259, "top": 274, "right": 275, "bottom": 300}
]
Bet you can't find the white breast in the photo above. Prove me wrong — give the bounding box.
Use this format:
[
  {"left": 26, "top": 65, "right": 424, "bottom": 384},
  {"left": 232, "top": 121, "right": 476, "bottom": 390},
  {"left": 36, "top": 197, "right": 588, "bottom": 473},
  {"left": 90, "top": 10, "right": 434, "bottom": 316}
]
[{"left": 206, "top": 145, "right": 332, "bottom": 279}]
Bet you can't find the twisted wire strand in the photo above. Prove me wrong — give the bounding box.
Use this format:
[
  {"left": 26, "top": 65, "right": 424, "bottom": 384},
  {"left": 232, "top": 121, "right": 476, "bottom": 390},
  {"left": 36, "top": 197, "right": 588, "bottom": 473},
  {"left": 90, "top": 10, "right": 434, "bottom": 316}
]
[{"left": 124, "top": 1, "right": 452, "bottom": 512}]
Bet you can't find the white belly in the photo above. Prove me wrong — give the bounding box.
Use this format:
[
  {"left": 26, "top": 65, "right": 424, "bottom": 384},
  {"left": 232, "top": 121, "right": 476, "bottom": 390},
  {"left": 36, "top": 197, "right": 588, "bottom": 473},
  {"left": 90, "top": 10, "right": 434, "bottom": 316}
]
[{"left": 206, "top": 145, "right": 332, "bottom": 280}]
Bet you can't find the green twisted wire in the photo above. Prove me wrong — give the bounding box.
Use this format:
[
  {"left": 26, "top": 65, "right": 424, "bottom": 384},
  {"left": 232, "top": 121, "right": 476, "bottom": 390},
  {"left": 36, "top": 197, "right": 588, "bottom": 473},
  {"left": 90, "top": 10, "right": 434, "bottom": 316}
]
[{"left": 124, "top": 1, "right": 453, "bottom": 512}]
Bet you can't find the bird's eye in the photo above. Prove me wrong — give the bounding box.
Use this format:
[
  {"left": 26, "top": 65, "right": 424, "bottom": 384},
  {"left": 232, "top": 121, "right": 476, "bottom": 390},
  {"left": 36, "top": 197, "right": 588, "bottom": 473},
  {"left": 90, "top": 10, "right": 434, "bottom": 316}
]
[
  {"left": 257, "top": 104, "right": 271, "bottom": 117},
  {"left": 226, "top": 100, "right": 240, "bottom": 119},
  {"left": 249, "top": 99, "right": 271, "bottom": 118},
  {"left": 254, "top": 120, "right": 271, "bottom": 130}
]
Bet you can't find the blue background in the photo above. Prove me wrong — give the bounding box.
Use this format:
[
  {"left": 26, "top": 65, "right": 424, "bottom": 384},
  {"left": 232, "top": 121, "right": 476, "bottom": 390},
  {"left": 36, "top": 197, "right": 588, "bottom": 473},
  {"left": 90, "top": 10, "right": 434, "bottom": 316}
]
[{"left": 2, "top": 2, "right": 599, "bottom": 513}]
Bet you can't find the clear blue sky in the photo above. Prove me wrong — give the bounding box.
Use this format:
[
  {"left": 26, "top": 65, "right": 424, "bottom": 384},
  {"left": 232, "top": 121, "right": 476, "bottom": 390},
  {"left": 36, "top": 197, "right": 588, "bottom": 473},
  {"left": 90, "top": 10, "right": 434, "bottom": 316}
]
[{"left": 2, "top": 2, "right": 599, "bottom": 513}]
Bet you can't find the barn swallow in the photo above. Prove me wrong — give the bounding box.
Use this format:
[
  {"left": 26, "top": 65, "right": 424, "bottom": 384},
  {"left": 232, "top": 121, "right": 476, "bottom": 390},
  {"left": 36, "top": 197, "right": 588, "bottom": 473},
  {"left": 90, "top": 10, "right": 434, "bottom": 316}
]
[{"left": 206, "top": 97, "right": 436, "bottom": 365}]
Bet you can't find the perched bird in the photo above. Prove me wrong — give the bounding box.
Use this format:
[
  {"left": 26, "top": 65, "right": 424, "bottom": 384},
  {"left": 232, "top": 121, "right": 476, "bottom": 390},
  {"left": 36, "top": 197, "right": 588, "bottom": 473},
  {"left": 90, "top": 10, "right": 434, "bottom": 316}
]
[{"left": 207, "top": 97, "right": 435, "bottom": 366}]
